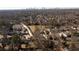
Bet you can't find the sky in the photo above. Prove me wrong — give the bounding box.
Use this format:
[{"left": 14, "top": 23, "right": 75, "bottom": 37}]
[{"left": 0, "top": 0, "right": 79, "bottom": 10}]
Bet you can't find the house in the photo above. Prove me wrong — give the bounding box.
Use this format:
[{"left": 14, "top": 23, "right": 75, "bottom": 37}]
[{"left": 0, "top": 34, "right": 4, "bottom": 39}]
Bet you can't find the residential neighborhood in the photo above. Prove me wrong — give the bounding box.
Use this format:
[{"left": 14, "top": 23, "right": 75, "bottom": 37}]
[{"left": 0, "top": 9, "right": 79, "bottom": 51}]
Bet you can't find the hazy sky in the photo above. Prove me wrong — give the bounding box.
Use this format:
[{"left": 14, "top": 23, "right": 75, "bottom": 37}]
[{"left": 0, "top": 0, "right": 79, "bottom": 10}]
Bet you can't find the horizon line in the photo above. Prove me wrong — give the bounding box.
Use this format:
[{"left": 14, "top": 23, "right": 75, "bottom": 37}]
[{"left": 1, "top": 7, "right": 79, "bottom": 10}]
